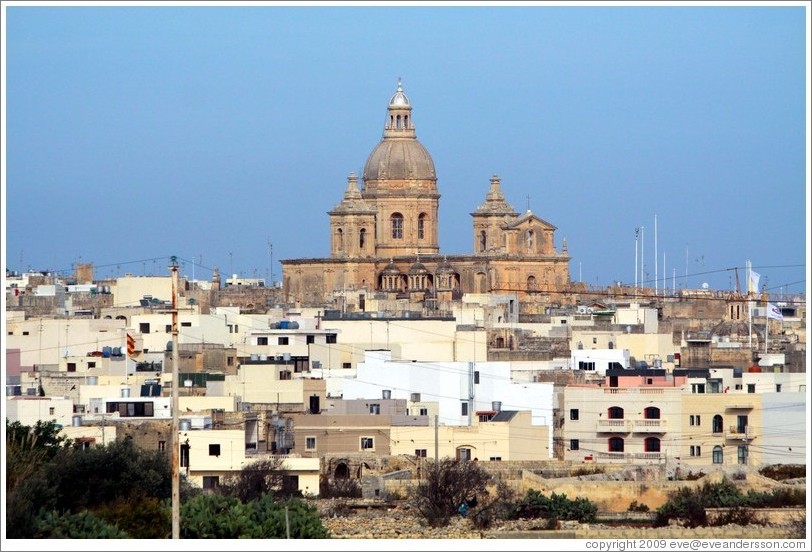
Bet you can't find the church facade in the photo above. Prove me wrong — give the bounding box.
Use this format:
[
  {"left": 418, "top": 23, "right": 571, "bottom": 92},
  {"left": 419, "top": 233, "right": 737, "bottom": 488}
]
[{"left": 281, "top": 82, "right": 571, "bottom": 308}]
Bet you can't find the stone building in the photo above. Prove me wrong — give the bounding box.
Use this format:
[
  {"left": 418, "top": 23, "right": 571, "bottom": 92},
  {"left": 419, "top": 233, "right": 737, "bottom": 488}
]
[{"left": 282, "top": 81, "right": 571, "bottom": 307}]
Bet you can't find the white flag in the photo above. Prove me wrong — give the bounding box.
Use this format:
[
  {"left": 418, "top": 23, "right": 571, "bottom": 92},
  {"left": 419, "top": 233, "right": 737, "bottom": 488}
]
[
  {"left": 748, "top": 270, "right": 761, "bottom": 294},
  {"left": 766, "top": 303, "right": 783, "bottom": 321}
]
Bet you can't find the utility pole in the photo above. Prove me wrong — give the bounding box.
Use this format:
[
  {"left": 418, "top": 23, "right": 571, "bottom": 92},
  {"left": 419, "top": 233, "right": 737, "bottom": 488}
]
[{"left": 170, "top": 256, "right": 180, "bottom": 539}]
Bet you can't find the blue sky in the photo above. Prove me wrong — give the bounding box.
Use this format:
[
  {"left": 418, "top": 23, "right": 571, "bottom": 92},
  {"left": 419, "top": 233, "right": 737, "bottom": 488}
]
[{"left": 3, "top": 3, "right": 809, "bottom": 295}]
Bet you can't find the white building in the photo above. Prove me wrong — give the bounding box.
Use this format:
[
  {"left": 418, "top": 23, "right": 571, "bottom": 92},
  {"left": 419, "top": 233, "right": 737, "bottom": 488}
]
[{"left": 336, "top": 350, "right": 555, "bottom": 457}]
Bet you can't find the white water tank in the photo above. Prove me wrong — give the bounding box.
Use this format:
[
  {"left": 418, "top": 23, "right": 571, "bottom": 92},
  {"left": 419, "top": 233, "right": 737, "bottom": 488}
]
[
  {"left": 492, "top": 401, "right": 502, "bottom": 412},
  {"left": 71, "top": 414, "right": 82, "bottom": 427},
  {"left": 382, "top": 389, "right": 392, "bottom": 400}
]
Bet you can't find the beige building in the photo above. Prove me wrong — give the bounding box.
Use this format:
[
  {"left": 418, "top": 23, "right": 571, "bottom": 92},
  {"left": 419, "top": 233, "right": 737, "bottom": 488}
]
[
  {"left": 5, "top": 396, "right": 74, "bottom": 427},
  {"left": 282, "top": 81, "right": 571, "bottom": 307}
]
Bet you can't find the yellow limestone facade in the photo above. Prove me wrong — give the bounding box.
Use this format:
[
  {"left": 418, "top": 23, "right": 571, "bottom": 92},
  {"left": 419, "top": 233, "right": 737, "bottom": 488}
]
[{"left": 282, "top": 81, "right": 571, "bottom": 306}]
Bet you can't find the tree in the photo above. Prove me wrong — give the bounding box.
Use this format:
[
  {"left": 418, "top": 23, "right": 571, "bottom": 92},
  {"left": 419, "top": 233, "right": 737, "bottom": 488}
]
[
  {"left": 410, "top": 458, "right": 492, "bottom": 528},
  {"left": 34, "top": 510, "right": 128, "bottom": 539},
  {"left": 218, "top": 457, "right": 299, "bottom": 502}
]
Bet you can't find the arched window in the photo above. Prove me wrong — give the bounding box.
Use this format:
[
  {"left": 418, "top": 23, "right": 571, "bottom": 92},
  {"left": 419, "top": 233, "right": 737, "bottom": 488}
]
[
  {"left": 608, "top": 341, "right": 614, "bottom": 349},
  {"left": 475, "top": 272, "right": 487, "bottom": 294},
  {"left": 495, "top": 337, "right": 505, "bottom": 348},
  {"left": 418, "top": 213, "right": 426, "bottom": 239},
  {"left": 404, "top": 115, "right": 409, "bottom": 128},
  {"left": 713, "top": 445, "right": 724, "bottom": 464},
  {"left": 359, "top": 228, "right": 366, "bottom": 249},
  {"left": 526, "top": 229, "right": 534, "bottom": 250},
  {"left": 337, "top": 228, "right": 344, "bottom": 251},
  {"left": 608, "top": 406, "right": 624, "bottom": 419},
  {"left": 644, "top": 437, "right": 661, "bottom": 452},
  {"left": 608, "top": 437, "right": 624, "bottom": 452},
  {"left": 712, "top": 414, "right": 724, "bottom": 434},
  {"left": 644, "top": 407, "right": 661, "bottom": 420},
  {"left": 480, "top": 230, "right": 487, "bottom": 252},
  {"left": 396, "top": 114, "right": 402, "bottom": 129},
  {"left": 391, "top": 213, "right": 403, "bottom": 239},
  {"left": 527, "top": 275, "right": 537, "bottom": 291}
]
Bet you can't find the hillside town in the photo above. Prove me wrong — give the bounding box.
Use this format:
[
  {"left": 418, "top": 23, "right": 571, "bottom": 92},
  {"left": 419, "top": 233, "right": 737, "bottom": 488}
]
[{"left": 5, "top": 82, "right": 807, "bottom": 539}]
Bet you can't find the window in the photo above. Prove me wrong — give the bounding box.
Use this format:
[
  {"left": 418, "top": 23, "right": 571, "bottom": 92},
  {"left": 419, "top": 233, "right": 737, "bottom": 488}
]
[
  {"left": 106, "top": 401, "right": 154, "bottom": 417},
  {"left": 570, "top": 439, "right": 580, "bottom": 451},
  {"left": 461, "top": 403, "right": 469, "bottom": 416},
  {"left": 474, "top": 371, "right": 480, "bottom": 384},
  {"left": 569, "top": 409, "right": 579, "bottom": 421},
  {"left": 690, "top": 415, "right": 701, "bottom": 427},
  {"left": 391, "top": 213, "right": 404, "bottom": 239},
  {"left": 278, "top": 337, "right": 289, "bottom": 345},
  {"left": 691, "top": 383, "right": 706, "bottom": 394},
  {"left": 608, "top": 437, "right": 624, "bottom": 452},
  {"left": 139, "top": 322, "right": 150, "bottom": 333},
  {"left": 592, "top": 337, "right": 598, "bottom": 344},
  {"left": 326, "top": 334, "right": 337, "bottom": 344},
  {"left": 49, "top": 407, "right": 55, "bottom": 415},
  {"left": 306, "top": 335, "right": 315, "bottom": 344},
  {"left": 415, "top": 449, "right": 427, "bottom": 458},
  {"left": 258, "top": 337, "right": 268, "bottom": 346},
  {"left": 227, "top": 356, "right": 234, "bottom": 366},
  {"left": 67, "top": 363, "right": 76, "bottom": 373},
  {"left": 306, "top": 437, "right": 316, "bottom": 450},
  {"left": 712, "top": 415, "right": 724, "bottom": 434},
  {"left": 776, "top": 384, "right": 782, "bottom": 392},
  {"left": 737, "top": 445, "right": 748, "bottom": 465},
  {"left": 690, "top": 445, "right": 702, "bottom": 457},
  {"left": 644, "top": 437, "right": 661, "bottom": 452},
  {"left": 158, "top": 440, "right": 166, "bottom": 452},
  {"left": 608, "top": 406, "right": 624, "bottom": 419},
  {"left": 419, "top": 407, "right": 428, "bottom": 416},
  {"left": 209, "top": 444, "right": 221, "bottom": 457},
  {"left": 359, "top": 228, "right": 366, "bottom": 249},
  {"left": 165, "top": 324, "right": 172, "bottom": 333},
  {"left": 479, "top": 230, "right": 487, "bottom": 252},
  {"left": 747, "top": 384, "right": 756, "bottom": 394},
  {"left": 180, "top": 444, "right": 190, "bottom": 467},
  {"left": 457, "top": 448, "right": 472, "bottom": 461},
  {"left": 578, "top": 361, "right": 596, "bottom": 371},
  {"left": 279, "top": 370, "right": 292, "bottom": 380},
  {"left": 202, "top": 476, "right": 219, "bottom": 490},
  {"left": 713, "top": 445, "right": 724, "bottom": 464},
  {"left": 418, "top": 213, "right": 426, "bottom": 239},
  {"left": 360, "top": 437, "right": 374, "bottom": 450},
  {"left": 369, "top": 403, "right": 380, "bottom": 415},
  {"left": 181, "top": 322, "right": 192, "bottom": 327},
  {"left": 489, "top": 457, "right": 502, "bottom": 461},
  {"left": 527, "top": 276, "right": 537, "bottom": 291},
  {"left": 342, "top": 362, "right": 351, "bottom": 369},
  {"left": 644, "top": 407, "right": 660, "bottom": 419},
  {"left": 88, "top": 362, "right": 96, "bottom": 368}
]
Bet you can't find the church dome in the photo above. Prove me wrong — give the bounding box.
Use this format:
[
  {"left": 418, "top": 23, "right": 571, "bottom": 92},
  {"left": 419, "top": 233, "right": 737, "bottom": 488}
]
[
  {"left": 364, "top": 139, "right": 436, "bottom": 181},
  {"left": 363, "top": 80, "right": 437, "bottom": 184},
  {"left": 381, "top": 259, "right": 401, "bottom": 276},
  {"left": 409, "top": 260, "right": 428, "bottom": 275}
]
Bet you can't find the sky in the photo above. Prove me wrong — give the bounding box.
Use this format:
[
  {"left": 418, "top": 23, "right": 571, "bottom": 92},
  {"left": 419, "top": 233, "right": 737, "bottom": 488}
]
[{"left": 3, "top": 2, "right": 809, "bottom": 296}]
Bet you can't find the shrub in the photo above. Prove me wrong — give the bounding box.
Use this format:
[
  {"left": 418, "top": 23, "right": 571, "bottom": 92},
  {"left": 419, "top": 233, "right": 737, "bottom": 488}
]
[
  {"left": 627, "top": 500, "right": 650, "bottom": 512},
  {"left": 468, "top": 480, "right": 517, "bottom": 530},
  {"left": 410, "top": 458, "right": 492, "bottom": 528},
  {"left": 514, "top": 489, "right": 597, "bottom": 522},
  {"left": 709, "top": 506, "right": 766, "bottom": 527},
  {"left": 34, "top": 510, "right": 128, "bottom": 538},
  {"left": 319, "top": 475, "right": 362, "bottom": 499},
  {"left": 759, "top": 464, "right": 806, "bottom": 481},
  {"left": 94, "top": 495, "right": 171, "bottom": 538}
]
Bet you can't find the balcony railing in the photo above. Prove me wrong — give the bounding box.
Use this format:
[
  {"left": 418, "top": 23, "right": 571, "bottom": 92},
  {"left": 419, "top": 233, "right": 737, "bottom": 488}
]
[
  {"left": 595, "top": 451, "right": 665, "bottom": 461},
  {"left": 725, "top": 426, "right": 754, "bottom": 440},
  {"left": 633, "top": 419, "right": 667, "bottom": 432},
  {"left": 596, "top": 419, "right": 631, "bottom": 432}
]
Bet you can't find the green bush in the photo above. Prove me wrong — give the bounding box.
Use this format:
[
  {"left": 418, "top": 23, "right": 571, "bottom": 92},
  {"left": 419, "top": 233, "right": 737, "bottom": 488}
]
[
  {"left": 34, "top": 510, "right": 128, "bottom": 538},
  {"left": 758, "top": 464, "right": 806, "bottom": 481},
  {"left": 627, "top": 500, "right": 650, "bottom": 512},
  {"left": 514, "top": 489, "right": 597, "bottom": 522},
  {"left": 94, "top": 495, "right": 171, "bottom": 538},
  {"left": 410, "top": 458, "right": 492, "bottom": 528},
  {"left": 181, "top": 493, "right": 328, "bottom": 538}
]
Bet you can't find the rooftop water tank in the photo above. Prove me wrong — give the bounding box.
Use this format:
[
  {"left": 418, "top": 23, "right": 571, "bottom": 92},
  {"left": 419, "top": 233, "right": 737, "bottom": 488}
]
[
  {"left": 492, "top": 401, "right": 502, "bottom": 412},
  {"left": 87, "top": 376, "right": 98, "bottom": 385},
  {"left": 179, "top": 420, "right": 192, "bottom": 431},
  {"left": 120, "top": 388, "right": 130, "bottom": 398},
  {"left": 72, "top": 414, "right": 82, "bottom": 427},
  {"left": 382, "top": 389, "right": 392, "bottom": 400}
]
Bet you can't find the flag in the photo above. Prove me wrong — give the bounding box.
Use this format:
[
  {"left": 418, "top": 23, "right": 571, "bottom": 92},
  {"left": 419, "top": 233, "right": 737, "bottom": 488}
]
[
  {"left": 766, "top": 303, "right": 784, "bottom": 321},
  {"left": 748, "top": 270, "right": 760, "bottom": 294}
]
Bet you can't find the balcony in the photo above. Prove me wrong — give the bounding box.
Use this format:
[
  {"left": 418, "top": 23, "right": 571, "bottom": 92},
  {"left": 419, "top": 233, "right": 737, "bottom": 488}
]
[
  {"left": 725, "top": 426, "right": 754, "bottom": 441},
  {"left": 595, "top": 451, "right": 665, "bottom": 462},
  {"left": 633, "top": 419, "right": 667, "bottom": 433},
  {"left": 725, "top": 403, "right": 754, "bottom": 410},
  {"left": 596, "top": 419, "right": 631, "bottom": 433}
]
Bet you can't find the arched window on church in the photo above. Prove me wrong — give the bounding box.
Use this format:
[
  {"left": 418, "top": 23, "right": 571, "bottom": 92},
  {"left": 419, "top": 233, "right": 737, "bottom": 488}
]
[
  {"left": 526, "top": 229, "right": 535, "bottom": 251},
  {"left": 527, "top": 275, "right": 537, "bottom": 291},
  {"left": 359, "top": 228, "right": 366, "bottom": 250},
  {"left": 396, "top": 114, "right": 402, "bottom": 129},
  {"left": 391, "top": 213, "right": 403, "bottom": 239},
  {"left": 480, "top": 230, "right": 487, "bottom": 252},
  {"left": 404, "top": 115, "right": 409, "bottom": 129},
  {"left": 337, "top": 228, "right": 344, "bottom": 252},
  {"left": 418, "top": 213, "right": 426, "bottom": 240}
]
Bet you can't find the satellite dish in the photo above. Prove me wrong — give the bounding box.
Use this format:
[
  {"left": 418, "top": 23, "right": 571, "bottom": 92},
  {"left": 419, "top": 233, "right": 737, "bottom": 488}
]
[{"left": 701, "top": 282, "right": 709, "bottom": 289}]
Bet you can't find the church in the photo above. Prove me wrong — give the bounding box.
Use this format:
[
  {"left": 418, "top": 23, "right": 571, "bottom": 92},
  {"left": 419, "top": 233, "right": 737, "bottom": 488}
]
[{"left": 281, "top": 81, "right": 571, "bottom": 308}]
